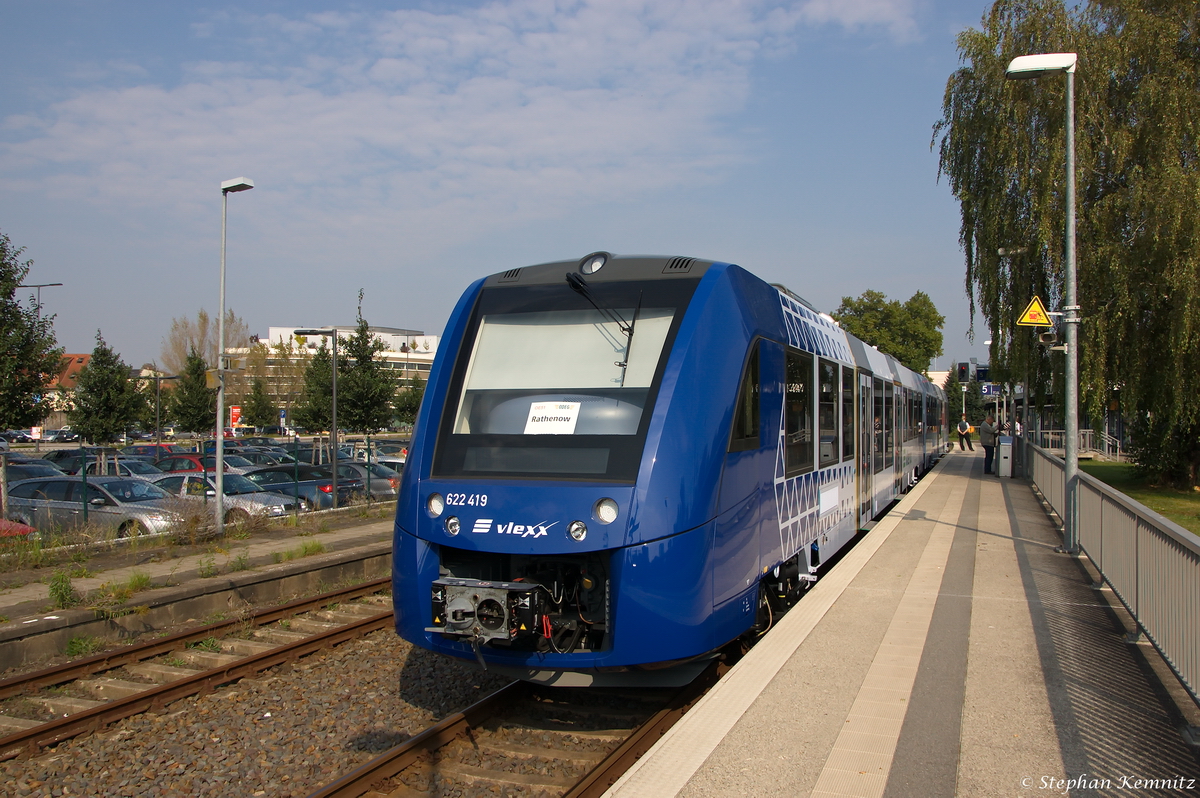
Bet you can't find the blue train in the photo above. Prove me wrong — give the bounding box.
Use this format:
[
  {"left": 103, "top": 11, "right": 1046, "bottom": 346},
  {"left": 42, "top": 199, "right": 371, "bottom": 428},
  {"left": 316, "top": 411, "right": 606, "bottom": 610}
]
[{"left": 393, "top": 253, "right": 947, "bottom": 685}]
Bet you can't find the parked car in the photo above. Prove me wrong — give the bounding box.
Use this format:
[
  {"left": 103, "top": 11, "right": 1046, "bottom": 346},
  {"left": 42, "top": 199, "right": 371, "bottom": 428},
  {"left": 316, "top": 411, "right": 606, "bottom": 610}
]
[
  {"left": 332, "top": 461, "right": 401, "bottom": 500},
  {"left": 236, "top": 436, "right": 283, "bottom": 447},
  {"left": 236, "top": 450, "right": 298, "bottom": 467},
  {"left": 4, "top": 475, "right": 182, "bottom": 537},
  {"left": 5, "top": 463, "right": 66, "bottom": 482},
  {"left": 2, "top": 430, "right": 32, "bottom": 443},
  {"left": 277, "top": 443, "right": 353, "bottom": 465},
  {"left": 84, "top": 459, "right": 165, "bottom": 479},
  {"left": 0, "top": 518, "right": 39, "bottom": 543},
  {"left": 242, "top": 464, "right": 362, "bottom": 510},
  {"left": 154, "top": 454, "right": 253, "bottom": 475},
  {"left": 253, "top": 427, "right": 286, "bottom": 437},
  {"left": 123, "top": 443, "right": 191, "bottom": 458},
  {"left": 40, "top": 448, "right": 122, "bottom": 474},
  {"left": 151, "top": 473, "right": 303, "bottom": 521}
]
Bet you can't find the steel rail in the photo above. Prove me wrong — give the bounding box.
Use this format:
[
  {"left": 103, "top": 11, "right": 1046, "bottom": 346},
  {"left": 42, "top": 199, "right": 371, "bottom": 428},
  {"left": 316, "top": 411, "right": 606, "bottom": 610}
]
[
  {"left": 0, "top": 576, "right": 391, "bottom": 700},
  {"left": 0, "top": 579, "right": 394, "bottom": 760},
  {"left": 565, "top": 656, "right": 728, "bottom": 798},
  {"left": 306, "top": 650, "right": 736, "bottom": 798},
  {"left": 305, "top": 681, "right": 530, "bottom": 798}
]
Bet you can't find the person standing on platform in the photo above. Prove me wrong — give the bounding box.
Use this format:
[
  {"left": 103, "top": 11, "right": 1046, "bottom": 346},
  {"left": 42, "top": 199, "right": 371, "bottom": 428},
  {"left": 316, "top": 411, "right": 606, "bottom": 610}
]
[
  {"left": 980, "top": 414, "right": 998, "bottom": 474},
  {"left": 957, "top": 414, "right": 974, "bottom": 451}
]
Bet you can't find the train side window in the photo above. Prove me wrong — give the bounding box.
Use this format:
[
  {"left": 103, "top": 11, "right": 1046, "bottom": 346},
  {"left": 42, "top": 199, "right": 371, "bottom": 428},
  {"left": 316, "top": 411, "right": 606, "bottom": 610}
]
[
  {"left": 785, "top": 349, "right": 814, "bottom": 476},
  {"left": 728, "top": 343, "right": 761, "bottom": 452},
  {"left": 817, "top": 358, "right": 838, "bottom": 467},
  {"left": 884, "top": 382, "right": 895, "bottom": 468},
  {"left": 841, "top": 367, "right": 854, "bottom": 462},
  {"left": 873, "top": 377, "right": 884, "bottom": 474}
]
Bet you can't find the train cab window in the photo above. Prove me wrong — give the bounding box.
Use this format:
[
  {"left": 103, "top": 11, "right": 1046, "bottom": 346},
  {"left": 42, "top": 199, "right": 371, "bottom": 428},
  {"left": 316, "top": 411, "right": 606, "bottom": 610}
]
[
  {"left": 817, "top": 358, "right": 838, "bottom": 467},
  {"left": 729, "top": 343, "right": 761, "bottom": 452},
  {"left": 785, "top": 349, "right": 814, "bottom": 477},
  {"left": 434, "top": 278, "right": 699, "bottom": 481},
  {"left": 884, "top": 382, "right": 895, "bottom": 468},
  {"left": 842, "top": 367, "right": 854, "bottom": 462}
]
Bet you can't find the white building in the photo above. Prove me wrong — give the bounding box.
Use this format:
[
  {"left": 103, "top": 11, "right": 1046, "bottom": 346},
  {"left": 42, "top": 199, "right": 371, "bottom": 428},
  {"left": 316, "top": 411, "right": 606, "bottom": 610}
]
[{"left": 266, "top": 326, "right": 438, "bottom": 381}]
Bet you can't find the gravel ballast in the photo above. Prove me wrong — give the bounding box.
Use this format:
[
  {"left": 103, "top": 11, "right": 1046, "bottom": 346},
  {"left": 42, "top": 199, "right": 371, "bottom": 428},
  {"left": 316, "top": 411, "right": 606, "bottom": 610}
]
[{"left": 1, "top": 630, "right": 511, "bottom": 797}]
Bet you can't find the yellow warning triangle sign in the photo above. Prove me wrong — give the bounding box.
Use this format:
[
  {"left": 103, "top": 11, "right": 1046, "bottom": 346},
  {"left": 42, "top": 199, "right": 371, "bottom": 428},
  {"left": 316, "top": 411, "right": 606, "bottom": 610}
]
[{"left": 1017, "top": 296, "right": 1053, "bottom": 326}]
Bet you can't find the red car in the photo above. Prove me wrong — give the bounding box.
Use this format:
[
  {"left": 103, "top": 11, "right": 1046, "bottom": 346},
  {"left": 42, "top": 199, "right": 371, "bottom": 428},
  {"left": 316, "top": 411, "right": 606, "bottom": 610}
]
[
  {"left": 122, "top": 443, "right": 190, "bottom": 458},
  {"left": 0, "top": 518, "right": 38, "bottom": 543},
  {"left": 154, "top": 454, "right": 254, "bottom": 475}
]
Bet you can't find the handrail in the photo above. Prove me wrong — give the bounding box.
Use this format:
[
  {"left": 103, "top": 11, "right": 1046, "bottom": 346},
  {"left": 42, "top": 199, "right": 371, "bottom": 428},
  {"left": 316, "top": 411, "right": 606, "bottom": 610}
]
[{"left": 1019, "top": 438, "right": 1200, "bottom": 708}]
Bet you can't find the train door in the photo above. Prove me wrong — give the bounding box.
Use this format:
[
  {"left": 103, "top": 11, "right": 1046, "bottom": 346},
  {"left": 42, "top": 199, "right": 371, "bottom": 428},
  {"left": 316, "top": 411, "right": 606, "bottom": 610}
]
[
  {"left": 858, "top": 371, "right": 873, "bottom": 524},
  {"left": 715, "top": 340, "right": 767, "bottom": 609},
  {"left": 873, "top": 377, "right": 888, "bottom": 517}
]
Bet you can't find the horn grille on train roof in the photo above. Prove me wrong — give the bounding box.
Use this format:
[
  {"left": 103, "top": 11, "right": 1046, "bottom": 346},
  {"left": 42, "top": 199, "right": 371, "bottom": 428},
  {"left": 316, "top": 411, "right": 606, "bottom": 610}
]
[
  {"left": 663, "top": 257, "right": 696, "bottom": 274},
  {"left": 497, "top": 268, "right": 522, "bottom": 283}
]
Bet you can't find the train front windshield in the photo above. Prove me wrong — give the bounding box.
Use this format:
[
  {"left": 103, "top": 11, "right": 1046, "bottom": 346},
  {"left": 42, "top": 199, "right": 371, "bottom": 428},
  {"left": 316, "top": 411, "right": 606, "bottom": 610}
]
[{"left": 434, "top": 278, "right": 698, "bottom": 481}]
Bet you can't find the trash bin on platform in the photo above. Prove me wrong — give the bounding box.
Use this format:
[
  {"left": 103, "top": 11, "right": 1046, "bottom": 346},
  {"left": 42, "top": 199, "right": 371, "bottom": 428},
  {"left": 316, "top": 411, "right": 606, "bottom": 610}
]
[{"left": 998, "top": 435, "right": 1013, "bottom": 477}]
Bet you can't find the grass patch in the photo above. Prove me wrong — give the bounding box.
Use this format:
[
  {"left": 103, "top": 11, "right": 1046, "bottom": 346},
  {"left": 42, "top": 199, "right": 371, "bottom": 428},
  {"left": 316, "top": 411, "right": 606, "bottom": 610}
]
[
  {"left": 65, "top": 635, "right": 104, "bottom": 658},
  {"left": 228, "top": 551, "right": 252, "bottom": 572},
  {"left": 164, "top": 656, "right": 188, "bottom": 668},
  {"left": 197, "top": 555, "right": 219, "bottom": 578},
  {"left": 186, "top": 636, "right": 221, "bottom": 653},
  {"left": 275, "top": 539, "right": 326, "bottom": 562},
  {"left": 1079, "top": 461, "right": 1200, "bottom": 534},
  {"left": 47, "top": 570, "right": 80, "bottom": 609}
]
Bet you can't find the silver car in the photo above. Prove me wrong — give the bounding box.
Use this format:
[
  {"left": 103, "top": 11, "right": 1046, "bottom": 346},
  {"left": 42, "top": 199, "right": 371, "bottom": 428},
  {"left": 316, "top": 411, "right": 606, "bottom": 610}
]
[
  {"left": 84, "top": 459, "right": 165, "bottom": 480},
  {"left": 151, "top": 473, "right": 304, "bottom": 523},
  {"left": 4, "top": 475, "right": 182, "bottom": 538}
]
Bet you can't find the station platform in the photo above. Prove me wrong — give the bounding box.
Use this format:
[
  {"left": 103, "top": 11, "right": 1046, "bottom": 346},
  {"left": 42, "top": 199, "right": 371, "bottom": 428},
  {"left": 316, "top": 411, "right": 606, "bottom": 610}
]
[{"left": 606, "top": 450, "right": 1200, "bottom": 797}]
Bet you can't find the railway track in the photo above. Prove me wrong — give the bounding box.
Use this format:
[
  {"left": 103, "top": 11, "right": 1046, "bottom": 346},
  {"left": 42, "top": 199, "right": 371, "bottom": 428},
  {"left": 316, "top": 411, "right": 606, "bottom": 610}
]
[
  {"left": 307, "top": 647, "right": 735, "bottom": 798},
  {"left": 0, "top": 576, "right": 394, "bottom": 761}
]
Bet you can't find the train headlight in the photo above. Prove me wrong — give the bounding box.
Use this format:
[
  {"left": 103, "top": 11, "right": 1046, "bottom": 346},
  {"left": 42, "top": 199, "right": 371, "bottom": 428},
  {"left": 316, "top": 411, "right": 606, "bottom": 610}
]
[
  {"left": 581, "top": 252, "right": 607, "bottom": 274},
  {"left": 427, "top": 493, "right": 445, "bottom": 517},
  {"left": 445, "top": 516, "right": 461, "bottom": 536},
  {"left": 568, "top": 520, "right": 587, "bottom": 541},
  {"left": 592, "top": 498, "right": 618, "bottom": 525}
]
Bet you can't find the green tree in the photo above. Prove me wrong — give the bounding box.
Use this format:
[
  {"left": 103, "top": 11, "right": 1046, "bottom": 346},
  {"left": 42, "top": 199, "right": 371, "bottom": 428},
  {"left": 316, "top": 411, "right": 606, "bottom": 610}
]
[
  {"left": 171, "top": 350, "right": 216, "bottom": 434},
  {"left": 67, "top": 332, "right": 144, "bottom": 443},
  {"left": 934, "top": 0, "right": 1200, "bottom": 485},
  {"left": 339, "top": 296, "right": 396, "bottom": 434},
  {"left": 832, "top": 290, "right": 945, "bottom": 374},
  {"left": 243, "top": 378, "right": 278, "bottom": 428},
  {"left": 393, "top": 376, "right": 426, "bottom": 427},
  {"left": 943, "top": 369, "right": 986, "bottom": 426},
  {"left": 0, "top": 231, "right": 63, "bottom": 429},
  {"left": 293, "top": 339, "right": 333, "bottom": 432}
]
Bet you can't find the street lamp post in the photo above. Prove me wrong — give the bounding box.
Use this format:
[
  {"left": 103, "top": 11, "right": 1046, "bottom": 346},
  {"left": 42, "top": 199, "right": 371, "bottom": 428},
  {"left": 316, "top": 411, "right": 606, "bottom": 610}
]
[
  {"left": 218, "top": 177, "right": 254, "bottom": 537},
  {"left": 294, "top": 328, "right": 339, "bottom": 507},
  {"left": 1006, "top": 52, "right": 1079, "bottom": 553},
  {"left": 18, "top": 282, "right": 63, "bottom": 321}
]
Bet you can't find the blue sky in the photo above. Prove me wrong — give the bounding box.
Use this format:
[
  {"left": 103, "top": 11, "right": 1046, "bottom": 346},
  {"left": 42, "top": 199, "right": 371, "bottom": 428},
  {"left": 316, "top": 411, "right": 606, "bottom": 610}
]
[{"left": 1, "top": 0, "right": 996, "bottom": 372}]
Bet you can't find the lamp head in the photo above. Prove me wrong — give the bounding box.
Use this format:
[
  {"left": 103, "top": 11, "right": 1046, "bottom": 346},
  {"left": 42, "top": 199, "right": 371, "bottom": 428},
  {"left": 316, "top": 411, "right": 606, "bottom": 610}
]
[
  {"left": 1005, "top": 53, "right": 1077, "bottom": 79},
  {"left": 221, "top": 177, "right": 255, "bottom": 193}
]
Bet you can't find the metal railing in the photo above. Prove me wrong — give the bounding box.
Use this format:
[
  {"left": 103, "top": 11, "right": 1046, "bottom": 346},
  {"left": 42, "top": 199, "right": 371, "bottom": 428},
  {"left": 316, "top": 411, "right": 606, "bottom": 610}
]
[
  {"left": 1034, "top": 428, "right": 1124, "bottom": 461},
  {"left": 1021, "top": 438, "right": 1200, "bottom": 707}
]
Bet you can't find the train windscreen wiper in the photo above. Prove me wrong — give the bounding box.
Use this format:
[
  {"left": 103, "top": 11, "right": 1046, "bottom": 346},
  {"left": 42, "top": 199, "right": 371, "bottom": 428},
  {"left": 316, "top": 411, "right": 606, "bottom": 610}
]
[{"left": 565, "top": 272, "right": 641, "bottom": 387}]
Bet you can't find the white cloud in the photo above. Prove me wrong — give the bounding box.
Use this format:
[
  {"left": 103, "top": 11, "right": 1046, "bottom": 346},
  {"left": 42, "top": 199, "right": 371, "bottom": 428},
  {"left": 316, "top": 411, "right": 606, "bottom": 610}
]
[{"left": 0, "top": 0, "right": 921, "bottom": 260}]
